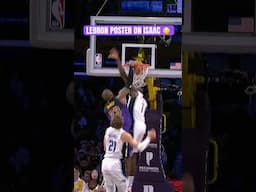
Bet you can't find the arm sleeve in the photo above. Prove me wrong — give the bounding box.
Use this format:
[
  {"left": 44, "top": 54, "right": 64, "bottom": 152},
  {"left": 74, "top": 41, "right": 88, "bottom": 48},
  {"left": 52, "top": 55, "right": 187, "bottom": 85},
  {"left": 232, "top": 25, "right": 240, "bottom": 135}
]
[
  {"left": 137, "top": 137, "right": 150, "bottom": 152},
  {"left": 127, "top": 65, "right": 134, "bottom": 88}
]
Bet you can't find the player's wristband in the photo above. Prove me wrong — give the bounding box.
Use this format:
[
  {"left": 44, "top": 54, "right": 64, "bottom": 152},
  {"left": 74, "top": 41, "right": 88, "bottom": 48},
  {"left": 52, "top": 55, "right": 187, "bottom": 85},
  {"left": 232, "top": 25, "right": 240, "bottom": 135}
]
[{"left": 137, "top": 137, "right": 150, "bottom": 152}]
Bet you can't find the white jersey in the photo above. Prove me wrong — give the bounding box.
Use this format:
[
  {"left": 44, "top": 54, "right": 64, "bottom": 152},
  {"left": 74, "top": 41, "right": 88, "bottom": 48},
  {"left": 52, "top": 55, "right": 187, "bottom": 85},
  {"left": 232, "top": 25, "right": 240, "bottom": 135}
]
[
  {"left": 128, "top": 91, "right": 147, "bottom": 122},
  {"left": 127, "top": 91, "right": 147, "bottom": 150},
  {"left": 104, "top": 127, "right": 125, "bottom": 159}
]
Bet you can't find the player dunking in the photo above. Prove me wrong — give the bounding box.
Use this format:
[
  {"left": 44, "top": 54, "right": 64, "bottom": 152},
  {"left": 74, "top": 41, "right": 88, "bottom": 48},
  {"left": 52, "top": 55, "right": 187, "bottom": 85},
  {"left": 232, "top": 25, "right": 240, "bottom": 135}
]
[
  {"left": 108, "top": 48, "right": 149, "bottom": 190},
  {"left": 101, "top": 87, "right": 131, "bottom": 132},
  {"left": 101, "top": 115, "right": 156, "bottom": 192}
]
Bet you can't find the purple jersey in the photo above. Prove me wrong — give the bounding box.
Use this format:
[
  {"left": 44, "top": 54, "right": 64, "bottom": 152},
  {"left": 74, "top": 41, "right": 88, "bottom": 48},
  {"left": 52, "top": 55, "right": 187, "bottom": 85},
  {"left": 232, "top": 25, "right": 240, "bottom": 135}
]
[{"left": 104, "top": 97, "right": 132, "bottom": 132}]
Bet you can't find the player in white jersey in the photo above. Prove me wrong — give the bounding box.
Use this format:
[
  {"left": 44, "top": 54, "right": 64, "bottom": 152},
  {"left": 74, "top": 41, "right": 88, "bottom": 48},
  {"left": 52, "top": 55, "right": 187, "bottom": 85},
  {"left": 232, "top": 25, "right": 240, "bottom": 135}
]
[
  {"left": 127, "top": 90, "right": 147, "bottom": 151},
  {"left": 108, "top": 48, "right": 149, "bottom": 189},
  {"left": 108, "top": 48, "right": 147, "bottom": 143},
  {"left": 102, "top": 115, "right": 156, "bottom": 192},
  {"left": 126, "top": 88, "right": 148, "bottom": 190},
  {"left": 108, "top": 48, "right": 148, "bottom": 147}
]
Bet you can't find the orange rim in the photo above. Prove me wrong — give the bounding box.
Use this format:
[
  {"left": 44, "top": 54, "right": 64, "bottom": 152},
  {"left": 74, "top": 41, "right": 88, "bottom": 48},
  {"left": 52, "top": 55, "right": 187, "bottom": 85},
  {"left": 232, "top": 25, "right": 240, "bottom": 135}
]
[
  {"left": 123, "top": 62, "right": 150, "bottom": 69},
  {"left": 134, "top": 62, "right": 150, "bottom": 69},
  {"left": 123, "top": 62, "right": 149, "bottom": 75}
]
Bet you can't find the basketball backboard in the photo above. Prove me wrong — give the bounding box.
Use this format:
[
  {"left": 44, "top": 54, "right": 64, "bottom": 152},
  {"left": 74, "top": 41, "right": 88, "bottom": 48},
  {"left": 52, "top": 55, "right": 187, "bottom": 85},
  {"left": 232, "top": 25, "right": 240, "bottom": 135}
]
[
  {"left": 30, "top": 0, "right": 73, "bottom": 49},
  {"left": 121, "top": 43, "right": 156, "bottom": 69},
  {"left": 86, "top": 16, "right": 182, "bottom": 78}
]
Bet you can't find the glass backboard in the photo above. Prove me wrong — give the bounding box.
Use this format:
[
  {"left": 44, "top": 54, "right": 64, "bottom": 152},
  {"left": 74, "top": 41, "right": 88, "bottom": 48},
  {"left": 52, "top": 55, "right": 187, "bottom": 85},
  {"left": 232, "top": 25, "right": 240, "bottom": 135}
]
[{"left": 86, "top": 16, "right": 182, "bottom": 78}]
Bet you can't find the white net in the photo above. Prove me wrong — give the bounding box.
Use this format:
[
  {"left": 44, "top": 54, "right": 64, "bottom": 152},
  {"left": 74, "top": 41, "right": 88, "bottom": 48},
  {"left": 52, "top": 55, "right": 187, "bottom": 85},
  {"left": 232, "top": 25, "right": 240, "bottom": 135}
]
[{"left": 123, "top": 61, "right": 149, "bottom": 89}]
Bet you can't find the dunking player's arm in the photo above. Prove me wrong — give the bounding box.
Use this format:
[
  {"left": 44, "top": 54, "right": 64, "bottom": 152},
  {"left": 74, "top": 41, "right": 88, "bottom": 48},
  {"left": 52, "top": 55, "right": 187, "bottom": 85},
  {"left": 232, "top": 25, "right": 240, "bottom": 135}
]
[
  {"left": 116, "top": 87, "right": 130, "bottom": 105},
  {"left": 108, "top": 48, "right": 128, "bottom": 85},
  {"left": 108, "top": 48, "right": 138, "bottom": 97},
  {"left": 101, "top": 87, "right": 129, "bottom": 112}
]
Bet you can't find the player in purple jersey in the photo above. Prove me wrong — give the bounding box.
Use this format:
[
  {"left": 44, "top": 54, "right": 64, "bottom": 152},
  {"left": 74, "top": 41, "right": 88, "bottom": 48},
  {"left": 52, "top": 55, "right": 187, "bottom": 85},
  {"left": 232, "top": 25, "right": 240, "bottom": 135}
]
[
  {"left": 101, "top": 88, "right": 132, "bottom": 132},
  {"left": 101, "top": 87, "right": 132, "bottom": 172}
]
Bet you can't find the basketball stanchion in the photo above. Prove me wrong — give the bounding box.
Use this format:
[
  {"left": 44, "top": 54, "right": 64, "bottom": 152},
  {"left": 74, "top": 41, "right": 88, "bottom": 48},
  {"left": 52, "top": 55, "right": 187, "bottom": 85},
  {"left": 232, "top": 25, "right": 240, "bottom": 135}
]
[{"left": 133, "top": 76, "right": 173, "bottom": 192}]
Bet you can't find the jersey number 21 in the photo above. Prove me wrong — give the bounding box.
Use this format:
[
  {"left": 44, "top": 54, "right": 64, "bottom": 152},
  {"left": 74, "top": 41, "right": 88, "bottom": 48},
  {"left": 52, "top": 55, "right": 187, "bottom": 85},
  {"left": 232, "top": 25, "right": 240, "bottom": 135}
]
[{"left": 108, "top": 140, "right": 117, "bottom": 152}]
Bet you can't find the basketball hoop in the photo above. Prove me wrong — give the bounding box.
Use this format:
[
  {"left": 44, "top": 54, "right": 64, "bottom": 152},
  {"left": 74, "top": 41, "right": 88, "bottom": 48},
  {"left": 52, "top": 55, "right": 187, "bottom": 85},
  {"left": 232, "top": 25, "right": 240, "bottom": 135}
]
[{"left": 123, "top": 61, "right": 150, "bottom": 89}]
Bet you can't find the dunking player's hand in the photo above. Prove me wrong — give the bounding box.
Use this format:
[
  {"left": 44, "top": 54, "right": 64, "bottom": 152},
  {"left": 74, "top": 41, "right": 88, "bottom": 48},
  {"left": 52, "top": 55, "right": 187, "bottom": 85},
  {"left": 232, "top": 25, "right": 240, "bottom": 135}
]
[
  {"left": 147, "top": 129, "right": 157, "bottom": 141},
  {"left": 108, "top": 48, "right": 120, "bottom": 61},
  {"left": 108, "top": 48, "right": 130, "bottom": 87}
]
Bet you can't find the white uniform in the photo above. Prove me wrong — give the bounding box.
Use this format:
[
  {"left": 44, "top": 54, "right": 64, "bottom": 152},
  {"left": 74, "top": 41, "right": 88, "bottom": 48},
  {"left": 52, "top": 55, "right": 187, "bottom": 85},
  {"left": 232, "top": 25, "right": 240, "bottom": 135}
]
[
  {"left": 128, "top": 91, "right": 147, "bottom": 153},
  {"left": 102, "top": 127, "right": 128, "bottom": 192}
]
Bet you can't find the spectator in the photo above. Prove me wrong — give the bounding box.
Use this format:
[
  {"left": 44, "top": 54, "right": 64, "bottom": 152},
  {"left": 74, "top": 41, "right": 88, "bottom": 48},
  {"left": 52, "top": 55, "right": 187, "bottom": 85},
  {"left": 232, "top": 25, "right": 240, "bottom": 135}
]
[
  {"left": 167, "top": 171, "right": 182, "bottom": 192},
  {"left": 161, "top": 144, "right": 168, "bottom": 171},
  {"left": 78, "top": 155, "right": 90, "bottom": 172},
  {"left": 91, "top": 169, "right": 99, "bottom": 183},
  {"left": 182, "top": 173, "right": 194, "bottom": 192},
  {"left": 88, "top": 169, "right": 101, "bottom": 192},
  {"left": 82, "top": 170, "right": 91, "bottom": 184},
  {"left": 88, "top": 181, "right": 98, "bottom": 192},
  {"left": 74, "top": 164, "right": 89, "bottom": 192}
]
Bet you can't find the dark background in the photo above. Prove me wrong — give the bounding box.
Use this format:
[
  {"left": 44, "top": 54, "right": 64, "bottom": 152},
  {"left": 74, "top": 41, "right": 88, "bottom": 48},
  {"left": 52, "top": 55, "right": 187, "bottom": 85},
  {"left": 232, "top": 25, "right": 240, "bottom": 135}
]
[
  {"left": 0, "top": 47, "right": 74, "bottom": 192},
  {"left": 192, "top": 0, "right": 255, "bottom": 32}
]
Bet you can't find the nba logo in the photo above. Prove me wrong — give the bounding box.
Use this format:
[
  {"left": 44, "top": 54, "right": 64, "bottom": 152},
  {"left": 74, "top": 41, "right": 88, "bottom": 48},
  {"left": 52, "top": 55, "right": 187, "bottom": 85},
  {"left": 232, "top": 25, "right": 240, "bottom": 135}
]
[
  {"left": 95, "top": 53, "right": 102, "bottom": 68},
  {"left": 50, "top": 0, "right": 65, "bottom": 29}
]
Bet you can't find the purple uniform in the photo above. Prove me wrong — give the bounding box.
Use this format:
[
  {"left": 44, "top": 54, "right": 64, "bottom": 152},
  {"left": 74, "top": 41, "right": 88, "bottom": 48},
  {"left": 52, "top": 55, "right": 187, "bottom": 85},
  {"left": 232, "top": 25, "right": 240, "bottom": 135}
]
[{"left": 104, "top": 97, "right": 132, "bottom": 132}]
